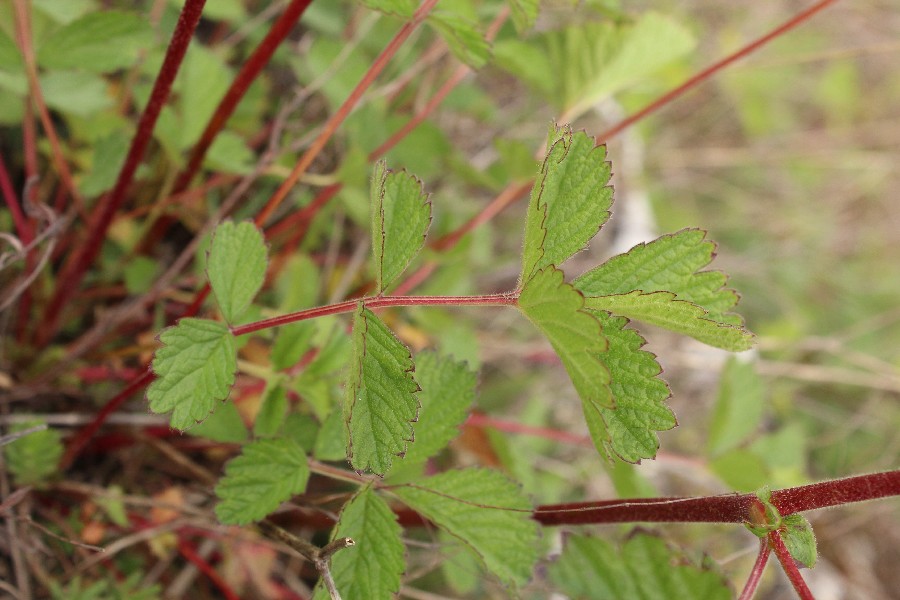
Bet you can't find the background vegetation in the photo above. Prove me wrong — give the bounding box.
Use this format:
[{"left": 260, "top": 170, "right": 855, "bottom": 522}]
[{"left": 0, "top": 0, "right": 897, "bottom": 598}]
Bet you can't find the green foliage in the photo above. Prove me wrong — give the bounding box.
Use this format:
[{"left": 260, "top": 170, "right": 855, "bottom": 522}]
[
  {"left": 401, "top": 350, "right": 476, "bottom": 466},
  {"left": 574, "top": 229, "right": 743, "bottom": 325},
  {"left": 548, "top": 532, "right": 731, "bottom": 600},
  {"left": 393, "top": 468, "right": 540, "bottom": 588},
  {"left": 345, "top": 304, "right": 420, "bottom": 475},
  {"left": 215, "top": 438, "right": 310, "bottom": 525},
  {"left": 315, "top": 487, "right": 404, "bottom": 599},
  {"left": 370, "top": 162, "right": 432, "bottom": 293},
  {"left": 589, "top": 311, "right": 675, "bottom": 462},
  {"left": 49, "top": 573, "right": 161, "bottom": 600},
  {"left": 36, "top": 11, "right": 153, "bottom": 72},
  {"left": 493, "top": 12, "right": 695, "bottom": 119},
  {"left": 707, "top": 357, "right": 765, "bottom": 456},
  {"left": 518, "top": 266, "right": 612, "bottom": 410},
  {"left": 781, "top": 513, "right": 817, "bottom": 568},
  {"left": 146, "top": 318, "right": 237, "bottom": 430},
  {"left": 3, "top": 421, "right": 63, "bottom": 486},
  {"left": 521, "top": 125, "right": 613, "bottom": 282},
  {"left": 428, "top": 11, "right": 491, "bottom": 69},
  {"left": 584, "top": 291, "right": 754, "bottom": 351},
  {"left": 207, "top": 220, "right": 268, "bottom": 324}
]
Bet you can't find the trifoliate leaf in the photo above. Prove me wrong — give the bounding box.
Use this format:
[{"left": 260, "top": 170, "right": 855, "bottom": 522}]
[
  {"left": 36, "top": 11, "right": 154, "bottom": 73},
  {"left": 428, "top": 12, "right": 491, "bottom": 69},
  {"left": 575, "top": 229, "right": 742, "bottom": 325},
  {"left": 707, "top": 357, "right": 765, "bottom": 456},
  {"left": 586, "top": 311, "right": 675, "bottom": 463},
  {"left": 781, "top": 514, "right": 817, "bottom": 568},
  {"left": 3, "top": 421, "right": 62, "bottom": 486},
  {"left": 207, "top": 221, "right": 268, "bottom": 324},
  {"left": 521, "top": 125, "right": 613, "bottom": 282},
  {"left": 214, "top": 438, "right": 309, "bottom": 525},
  {"left": 147, "top": 318, "right": 237, "bottom": 430},
  {"left": 548, "top": 531, "right": 731, "bottom": 600},
  {"left": 402, "top": 351, "right": 476, "bottom": 465},
  {"left": 508, "top": 0, "right": 539, "bottom": 32},
  {"left": 518, "top": 267, "right": 612, "bottom": 410},
  {"left": 371, "top": 162, "right": 432, "bottom": 293},
  {"left": 393, "top": 468, "right": 539, "bottom": 588},
  {"left": 584, "top": 292, "right": 754, "bottom": 351},
  {"left": 345, "top": 305, "right": 420, "bottom": 475},
  {"left": 314, "top": 487, "right": 404, "bottom": 600}
]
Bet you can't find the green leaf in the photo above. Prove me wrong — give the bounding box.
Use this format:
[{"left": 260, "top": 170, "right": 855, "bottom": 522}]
[
  {"left": 359, "top": 0, "right": 416, "bottom": 17},
  {"left": 428, "top": 11, "right": 491, "bottom": 69},
  {"left": 508, "top": 0, "right": 539, "bottom": 32},
  {"left": 781, "top": 513, "right": 817, "bottom": 568},
  {"left": 518, "top": 266, "right": 612, "bottom": 410},
  {"left": 345, "top": 305, "right": 420, "bottom": 475},
  {"left": 710, "top": 449, "right": 768, "bottom": 492},
  {"left": 254, "top": 385, "right": 288, "bottom": 438},
  {"left": 39, "top": 71, "right": 111, "bottom": 117},
  {"left": 521, "top": 125, "right": 613, "bottom": 282},
  {"left": 707, "top": 357, "right": 765, "bottom": 456},
  {"left": 370, "top": 161, "right": 431, "bottom": 292},
  {"left": 586, "top": 311, "right": 675, "bottom": 463},
  {"left": 314, "top": 487, "right": 404, "bottom": 599},
  {"left": 549, "top": 531, "right": 731, "bottom": 600},
  {"left": 80, "top": 131, "right": 129, "bottom": 197},
  {"left": 584, "top": 291, "right": 754, "bottom": 351},
  {"left": 36, "top": 11, "right": 153, "bottom": 73},
  {"left": 0, "top": 27, "right": 23, "bottom": 73},
  {"left": 402, "top": 351, "right": 476, "bottom": 465},
  {"left": 214, "top": 438, "right": 309, "bottom": 525},
  {"left": 393, "top": 468, "right": 539, "bottom": 588},
  {"left": 3, "top": 421, "right": 63, "bottom": 486},
  {"left": 206, "top": 221, "right": 268, "bottom": 324},
  {"left": 575, "top": 229, "right": 743, "bottom": 325},
  {"left": 147, "top": 318, "right": 237, "bottom": 430}
]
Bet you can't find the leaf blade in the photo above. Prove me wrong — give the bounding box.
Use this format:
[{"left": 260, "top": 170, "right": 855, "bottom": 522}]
[
  {"left": 146, "top": 318, "right": 237, "bottom": 430},
  {"left": 214, "top": 438, "right": 309, "bottom": 525},
  {"left": 586, "top": 311, "right": 675, "bottom": 463},
  {"left": 371, "top": 162, "right": 432, "bottom": 292},
  {"left": 521, "top": 125, "right": 613, "bottom": 281},
  {"left": 314, "top": 487, "right": 404, "bottom": 599},
  {"left": 518, "top": 267, "right": 612, "bottom": 410},
  {"left": 393, "top": 468, "right": 540, "bottom": 588},
  {"left": 402, "top": 351, "right": 476, "bottom": 465},
  {"left": 345, "top": 305, "right": 420, "bottom": 475},
  {"left": 584, "top": 291, "right": 754, "bottom": 351},
  {"left": 207, "top": 221, "right": 268, "bottom": 324},
  {"left": 36, "top": 10, "right": 154, "bottom": 73}
]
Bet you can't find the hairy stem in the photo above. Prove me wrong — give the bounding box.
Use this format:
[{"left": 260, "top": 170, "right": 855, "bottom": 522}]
[
  {"left": 769, "top": 530, "right": 815, "bottom": 600},
  {"left": 231, "top": 292, "right": 519, "bottom": 336},
  {"left": 738, "top": 538, "right": 771, "bottom": 600}
]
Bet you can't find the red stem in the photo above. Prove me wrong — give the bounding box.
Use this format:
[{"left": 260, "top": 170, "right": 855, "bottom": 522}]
[
  {"left": 0, "top": 152, "right": 31, "bottom": 243},
  {"left": 534, "top": 470, "right": 900, "bottom": 526},
  {"left": 171, "top": 0, "right": 314, "bottom": 194},
  {"left": 598, "top": 0, "right": 841, "bottom": 143},
  {"left": 738, "top": 538, "right": 771, "bottom": 600},
  {"left": 769, "top": 530, "right": 815, "bottom": 600},
  {"left": 231, "top": 292, "right": 518, "bottom": 337},
  {"left": 36, "top": 0, "right": 208, "bottom": 346},
  {"left": 177, "top": 536, "right": 240, "bottom": 600},
  {"left": 253, "top": 0, "right": 440, "bottom": 227},
  {"left": 431, "top": 0, "right": 841, "bottom": 253}
]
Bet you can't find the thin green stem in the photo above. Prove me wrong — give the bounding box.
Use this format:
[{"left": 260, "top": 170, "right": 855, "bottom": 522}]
[{"left": 231, "top": 292, "right": 519, "bottom": 336}]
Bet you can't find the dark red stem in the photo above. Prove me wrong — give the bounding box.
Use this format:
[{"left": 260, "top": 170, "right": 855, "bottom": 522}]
[
  {"left": 231, "top": 292, "right": 518, "bottom": 337},
  {"left": 738, "top": 538, "right": 771, "bottom": 600},
  {"left": 178, "top": 536, "right": 240, "bottom": 600},
  {"left": 0, "top": 152, "right": 31, "bottom": 243},
  {"left": 37, "top": 0, "right": 208, "bottom": 346},
  {"left": 534, "top": 470, "right": 900, "bottom": 526},
  {"left": 769, "top": 530, "right": 815, "bottom": 600},
  {"left": 172, "top": 0, "right": 314, "bottom": 193}
]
